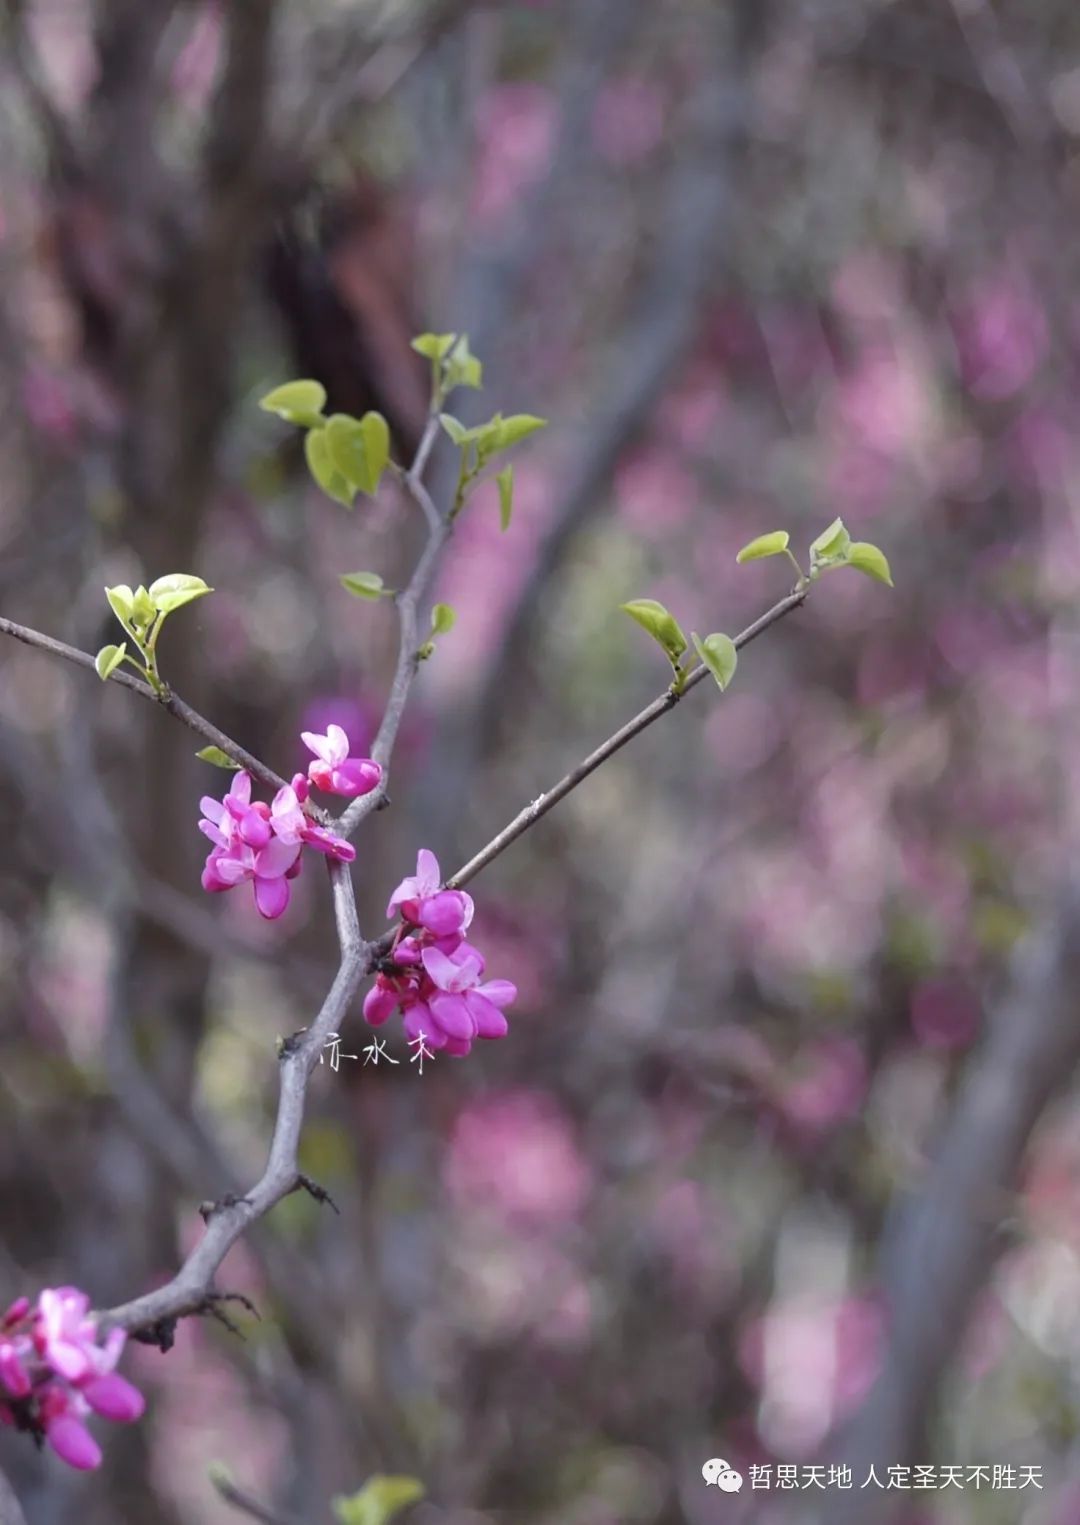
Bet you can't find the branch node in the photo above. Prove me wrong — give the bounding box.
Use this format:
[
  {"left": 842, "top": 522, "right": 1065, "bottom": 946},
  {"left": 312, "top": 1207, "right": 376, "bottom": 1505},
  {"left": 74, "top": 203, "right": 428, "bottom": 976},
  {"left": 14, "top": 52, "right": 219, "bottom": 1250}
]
[{"left": 199, "top": 1192, "right": 254, "bottom": 1223}]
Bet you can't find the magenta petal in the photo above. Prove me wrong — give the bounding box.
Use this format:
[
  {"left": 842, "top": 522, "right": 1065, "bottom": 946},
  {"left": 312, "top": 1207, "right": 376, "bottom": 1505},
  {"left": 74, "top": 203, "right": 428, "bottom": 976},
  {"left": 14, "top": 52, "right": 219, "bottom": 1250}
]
[
  {"left": 415, "top": 849, "right": 441, "bottom": 893},
  {"left": 418, "top": 892, "right": 469, "bottom": 937},
  {"left": 80, "top": 1373, "right": 145, "bottom": 1423},
  {"left": 429, "top": 992, "right": 477, "bottom": 1041},
  {"left": 239, "top": 813, "right": 271, "bottom": 848},
  {"left": 46, "top": 1415, "right": 101, "bottom": 1470},
  {"left": 468, "top": 994, "right": 510, "bottom": 1039},
  {"left": 300, "top": 729, "right": 335, "bottom": 764},
  {"left": 255, "top": 837, "right": 302, "bottom": 879},
  {"left": 403, "top": 1004, "right": 446, "bottom": 1049},
  {"left": 228, "top": 771, "right": 252, "bottom": 805},
  {"left": 476, "top": 978, "right": 517, "bottom": 1009},
  {"left": 442, "top": 1036, "right": 473, "bottom": 1057},
  {"left": 363, "top": 985, "right": 399, "bottom": 1026},
  {"left": 254, "top": 875, "right": 290, "bottom": 919}
]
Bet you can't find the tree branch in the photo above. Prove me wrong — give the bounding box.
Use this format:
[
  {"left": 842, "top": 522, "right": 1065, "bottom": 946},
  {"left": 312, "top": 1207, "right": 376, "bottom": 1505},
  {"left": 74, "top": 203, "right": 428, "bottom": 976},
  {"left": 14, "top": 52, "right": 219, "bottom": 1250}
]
[{"left": 0, "top": 614, "right": 291, "bottom": 795}]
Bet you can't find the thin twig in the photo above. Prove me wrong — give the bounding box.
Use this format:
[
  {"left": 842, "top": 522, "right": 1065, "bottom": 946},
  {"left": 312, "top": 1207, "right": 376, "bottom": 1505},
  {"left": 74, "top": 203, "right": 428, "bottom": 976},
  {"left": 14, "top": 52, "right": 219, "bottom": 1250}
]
[
  {"left": 447, "top": 588, "right": 806, "bottom": 889},
  {"left": 0, "top": 615, "right": 290, "bottom": 795},
  {"left": 99, "top": 859, "right": 367, "bottom": 1333},
  {"left": 212, "top": 1472, "right": 300, "bottom": 1525}
]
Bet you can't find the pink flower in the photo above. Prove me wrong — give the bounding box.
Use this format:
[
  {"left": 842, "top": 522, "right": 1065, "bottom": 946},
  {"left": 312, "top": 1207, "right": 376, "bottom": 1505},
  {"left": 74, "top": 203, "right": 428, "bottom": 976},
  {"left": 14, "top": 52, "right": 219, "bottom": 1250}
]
[
  {"left": 0, "top": 1287, "right": 145, "bottom": 1471},
  {"left": 198, "top": 772, "right": 304, "bottom": 919},
  {"left": 421, "top": 945, "right": 516, "bottom": 1043},
  {"left": 300, "top": 725, "right": 382, "bottom": 798},
  {"left": 387, "top": 849, "right": 474, "bottom": 937},
  {"left": 269, "top": 784, "right": 355, "bottom": 863}
]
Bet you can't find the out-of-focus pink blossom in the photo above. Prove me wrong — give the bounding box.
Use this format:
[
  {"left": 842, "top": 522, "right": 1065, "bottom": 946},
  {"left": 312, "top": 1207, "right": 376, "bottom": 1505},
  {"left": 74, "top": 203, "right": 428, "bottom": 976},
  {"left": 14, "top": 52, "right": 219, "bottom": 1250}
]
[
  {"left": 445, "top": 1091, "right": 591, "bottom": 1225},
  {"left": 300, "top": 724, "right": 381, "bottom": 798},
  {"left": 910, "top": 977, "right": 981, "bottom": 1050},
  {"left": 592, "top": 78, "right": 665, "bottom": 164},
  {"left": 953, "top": 272, "right": 1048, "bottom": 400},
  {"left": 778, "top": 1037, "right": 868, "bottom": 1138},
  {"left": 0, "top": 1287, "right": 145, "bottom": 1471},
  {"left": 472, "top": 84, "right": 557, "bottom": 228}
]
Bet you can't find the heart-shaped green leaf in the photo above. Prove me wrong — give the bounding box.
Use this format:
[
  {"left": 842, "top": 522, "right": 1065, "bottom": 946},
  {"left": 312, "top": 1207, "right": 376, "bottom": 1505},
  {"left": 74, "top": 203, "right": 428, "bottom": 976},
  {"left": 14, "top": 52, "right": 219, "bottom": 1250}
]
[
  {"left": 148, "top": 573, "right": 214, "bottom": 614},
  {"left": 196, "top": 746, "right": 241, "bottom": 770},
  {"left": 847, "top": 541, "right": 893, "bottom": 586},
  {"left": 430, "top": 602, "right": 456, "bottom": 635},
  {"left": 620, "top": 598, "right": 688, "bottom": 665},
  {"left": 809, "top": 516, "right": 851, "bottom": 566},
  {"left": 95, "top": 642, "right": 127, "bottom": 681},
  {"left": 340, "top": 572, "right": 386, "bottom": 600},
  {"left": 306, "top": 427, "right": 355, "bottom": 508},
  {"left": 258, "top": 379, "right": 327, "bottom": 427},
  {"left": 736, "top": 531, "right": 789, "bottom": 564},
  {"left": 692, "top": 632, "right": 738, "bottom": 691}
]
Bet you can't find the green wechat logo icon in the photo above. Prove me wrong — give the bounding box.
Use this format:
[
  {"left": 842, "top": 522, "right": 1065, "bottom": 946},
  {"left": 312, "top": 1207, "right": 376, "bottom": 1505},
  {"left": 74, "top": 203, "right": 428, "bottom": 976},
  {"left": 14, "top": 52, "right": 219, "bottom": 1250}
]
[{"left": 702, "top": 1458, "right": 743, "bottom": 1492}]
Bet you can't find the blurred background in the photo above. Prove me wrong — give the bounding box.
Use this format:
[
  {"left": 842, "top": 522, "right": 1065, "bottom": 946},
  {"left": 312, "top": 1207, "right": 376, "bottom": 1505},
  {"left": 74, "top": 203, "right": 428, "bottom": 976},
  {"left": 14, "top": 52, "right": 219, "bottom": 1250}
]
[{"left": 1, "top": 0, "right": 1079, "bottom": 1521}]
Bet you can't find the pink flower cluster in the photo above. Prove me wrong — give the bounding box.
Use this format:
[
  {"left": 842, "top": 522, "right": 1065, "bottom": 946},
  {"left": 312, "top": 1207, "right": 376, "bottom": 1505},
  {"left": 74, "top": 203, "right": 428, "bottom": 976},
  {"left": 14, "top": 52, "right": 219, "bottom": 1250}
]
[
  {"left": 363, "top": 850, "right": 516, "bottom": 1056},
  {"left": 0, "top": 1288, "right": 145, "bottom": 1470},
  {"left": 199, "top": 727, "right": 380, "bottom": 919}
]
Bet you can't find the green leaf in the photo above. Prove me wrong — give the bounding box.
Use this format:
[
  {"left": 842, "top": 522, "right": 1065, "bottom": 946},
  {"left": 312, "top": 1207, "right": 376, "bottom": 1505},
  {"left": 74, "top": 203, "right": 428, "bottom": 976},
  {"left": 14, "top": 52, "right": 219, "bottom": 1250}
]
[
  {"left": 431, "top": 602, "right": 456, "bottom": 635},
  {"left": 411, "top": 333, "right": 482, "bottom": 391},
  {"left": 258, "top": 379, "right": 327, "bottom": 428},
  {"left": 325, "top": 413, "right": 390, "bottom": 496},
  {"left": 148, "top": 573, "right": 213, "bottom": 615},
  {"left": 619, "top": 598, "right": 688, "bottom": 666},
  {"left": 95, "top": 642, "right": 127, "bottom": 681},
  {"left": 497, "top": 465, "right": 514, "bottom": 531},
  {"left": 809, "top": 516, "right": 851, "bottom": 566},
  {"left": 131, "top": 586, "right": 157, "bottom": 628},
  {"left": 411, "top": 333, "right": 456, "bottom": 361},
  {"left": 847, "top": 541, "right": 894, "bottom": 587},
  {"left": 692, "top": 631, "right": 738, "bottom": 691},
  {"left": 305, "top": 427, "right": 355, "bottom": 508},
  {"left": 736, "top": 531, "right": 790, "bottom": 564},
  {"left": 196, "top": 745, "right": 241, "bottom": 770},
  {"left": 439, "top": 413, "right": 476, "bottom": 447},
  {"left": 105, "top": 584, "right": 135, "bottom": 627},
  {"left": 340, "top": 571, "right": 386, "bottom": 600},
  {"left": 332, "top": 1475, "right": 425, "bottom": 1525},
  {"left": 359, "top": 411, "right": 390, "bottom": 490},
  {"left": 495, "top": 414, "right": 547, "bottom": 448}
]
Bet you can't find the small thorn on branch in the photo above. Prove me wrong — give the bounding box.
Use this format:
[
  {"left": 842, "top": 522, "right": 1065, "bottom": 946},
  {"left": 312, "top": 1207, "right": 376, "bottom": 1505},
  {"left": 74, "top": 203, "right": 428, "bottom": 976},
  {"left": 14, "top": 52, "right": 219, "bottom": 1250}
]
[
  {"left": 195, "top": 1290, "right": 261, "bottom": 1339},
  {"left": 294, "top": 1173, "right": 340, "bottom": 1214}
]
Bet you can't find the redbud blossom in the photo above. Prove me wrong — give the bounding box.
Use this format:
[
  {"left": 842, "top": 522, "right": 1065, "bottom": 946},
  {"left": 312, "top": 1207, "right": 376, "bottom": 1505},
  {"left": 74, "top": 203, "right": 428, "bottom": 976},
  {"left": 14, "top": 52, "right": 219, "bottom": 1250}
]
[
  {"left": 301, "top": 724, "right": 382, "bottom": 798},
  {"left": 0, "top": 1287, "right": 145, "bottom": 1471},
  {"left": 364, "top": 850, "right": 516, "bottom": 1057}
]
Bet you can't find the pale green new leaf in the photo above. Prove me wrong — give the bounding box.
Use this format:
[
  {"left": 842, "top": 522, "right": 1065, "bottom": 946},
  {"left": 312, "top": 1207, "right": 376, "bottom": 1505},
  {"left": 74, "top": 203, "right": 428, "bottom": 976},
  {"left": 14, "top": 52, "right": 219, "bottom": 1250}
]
[
  {"left": 846, "top": 541, "right": 894, "bottom": 587},
  {"left": 692, "top": 631, "right": 738, "bottom": 691},
  {"left": 340, "top": 572, "right": 386, "bottom": 600},
  {"left": 495, "top": 414, "right": 547, "bottom": 448},
  {"left": 148, "top": 573, "right": 214, "bottom": 615},
  {"left": 735, "top": 531, "right": 790, "bottom": 564},
  {"left": 105, "top": 584, "right": 135, "bottom": 628},
  {"left": 95, "top": 643, "right": 127, "bottom": 681},
  {"left": 332, "top": 1475, "right": 425, "bottom": 1525},
  {"left": 809, "top": 516, "right": 851, "bottom": 565},
  {"left": 619, "top": 598, "right": 688, "bottom": 665},
  {"left": 359, "top": 411, "right": 390, "bottom": 490},
  {"left": 258, "top": 379, "right": 327, "bottom": 427},
  {"left": 305, "top": 427, "right": 355, "bottom": 508},
  {"left": 439, "top": 413, "right": 477, "bottom": 447},
  {"left": 497, "top": 465, "right": 514, "bottom": 531},
  {"left": 431, "top": 602, "right": 456, "bottom": 635},
  {"left": 196, "top": 746, "right": 241, "bottom": 770}
]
